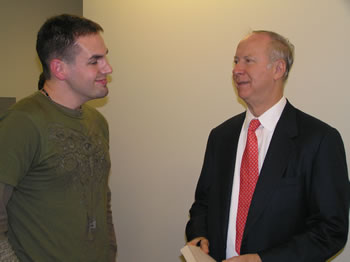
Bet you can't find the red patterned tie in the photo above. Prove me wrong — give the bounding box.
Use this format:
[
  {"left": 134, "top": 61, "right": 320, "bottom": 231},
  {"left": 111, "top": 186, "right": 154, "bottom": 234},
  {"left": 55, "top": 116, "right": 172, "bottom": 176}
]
[{"left": 236, "top": 119, "right": 261, "bottom": 254}]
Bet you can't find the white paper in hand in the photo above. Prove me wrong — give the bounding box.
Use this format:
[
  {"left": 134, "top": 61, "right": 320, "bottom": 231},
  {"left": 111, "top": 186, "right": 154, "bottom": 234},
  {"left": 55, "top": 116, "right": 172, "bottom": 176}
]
[{"left": 180, "top": 245, "right": 216, "bottom": 262}]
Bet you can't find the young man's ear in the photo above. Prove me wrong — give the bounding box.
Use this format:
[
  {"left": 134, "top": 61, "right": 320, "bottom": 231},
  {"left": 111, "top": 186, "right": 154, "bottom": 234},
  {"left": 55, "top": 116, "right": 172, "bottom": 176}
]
[
  {"left": 49, "top": 59, "right": 68, "bottom": 80},
  {"left": 273, "top": 59, "right": 286, "bottom": 81}
]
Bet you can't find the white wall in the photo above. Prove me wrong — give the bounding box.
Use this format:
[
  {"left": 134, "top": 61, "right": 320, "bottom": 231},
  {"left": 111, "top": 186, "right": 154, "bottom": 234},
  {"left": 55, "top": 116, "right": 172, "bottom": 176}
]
[
  {"left": 0, "top": 0, "right": 82, "bottom": 100},
  {"left": 84, "top": 0, "right": 350, "bottom": 261}
]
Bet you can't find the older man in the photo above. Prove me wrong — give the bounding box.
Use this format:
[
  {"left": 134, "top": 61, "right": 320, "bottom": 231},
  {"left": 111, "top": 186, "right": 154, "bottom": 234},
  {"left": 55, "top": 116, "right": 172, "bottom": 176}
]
[{"left": 186, "top": 31, "right": 349, "bottom": 262}]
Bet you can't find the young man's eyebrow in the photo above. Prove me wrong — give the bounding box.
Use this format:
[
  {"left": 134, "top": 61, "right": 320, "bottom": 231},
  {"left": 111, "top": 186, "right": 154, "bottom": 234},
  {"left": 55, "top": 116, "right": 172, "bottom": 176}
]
[
  {"left": 88, "top": 49, "right": 109, "bottom": 61},
  {"left": 89, "top": 55, "right": 103, "bottom": 61}
]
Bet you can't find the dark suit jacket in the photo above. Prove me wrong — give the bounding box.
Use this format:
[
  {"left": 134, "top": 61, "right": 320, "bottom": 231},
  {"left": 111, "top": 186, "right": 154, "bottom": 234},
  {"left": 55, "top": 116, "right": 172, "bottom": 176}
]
[{"left": 186, "top": 101, "right": 349, "bottom": 262}]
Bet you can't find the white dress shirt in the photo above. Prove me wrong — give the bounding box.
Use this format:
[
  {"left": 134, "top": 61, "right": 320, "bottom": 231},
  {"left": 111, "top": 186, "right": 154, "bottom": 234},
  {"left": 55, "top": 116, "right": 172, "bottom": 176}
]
[{"left": 226, "top": 97, "right": 287, "bottom": 258}]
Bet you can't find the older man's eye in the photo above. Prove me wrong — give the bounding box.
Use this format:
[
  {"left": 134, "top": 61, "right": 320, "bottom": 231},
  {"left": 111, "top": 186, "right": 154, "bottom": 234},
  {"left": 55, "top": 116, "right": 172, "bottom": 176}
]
[{"left": 245, "top": 57, "right": 255, "bottom": 63}]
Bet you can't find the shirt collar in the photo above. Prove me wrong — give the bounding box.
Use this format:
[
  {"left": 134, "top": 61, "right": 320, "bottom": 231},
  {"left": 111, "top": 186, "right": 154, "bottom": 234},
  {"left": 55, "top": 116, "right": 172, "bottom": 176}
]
[{"left": 244, "top": 97, "right": 287, "bottom": 131}]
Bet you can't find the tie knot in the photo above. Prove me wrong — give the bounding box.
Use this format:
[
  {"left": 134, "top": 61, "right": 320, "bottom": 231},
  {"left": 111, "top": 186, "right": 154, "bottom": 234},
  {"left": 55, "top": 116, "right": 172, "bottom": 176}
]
[{"left": 248, "top": 119, "right": 260, "bottom": 132}]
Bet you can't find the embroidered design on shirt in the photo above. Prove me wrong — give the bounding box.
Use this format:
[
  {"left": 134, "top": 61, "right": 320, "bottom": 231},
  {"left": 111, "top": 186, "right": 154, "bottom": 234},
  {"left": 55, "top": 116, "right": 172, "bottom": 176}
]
[{"left": 48, "top": 124, "right": 110, "bottom": 241}]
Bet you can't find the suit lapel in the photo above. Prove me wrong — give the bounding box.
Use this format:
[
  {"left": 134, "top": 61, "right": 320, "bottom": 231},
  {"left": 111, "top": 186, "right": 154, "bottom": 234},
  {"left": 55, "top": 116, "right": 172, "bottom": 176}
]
[{"left": 243, "top": 101, "right": 298, "bottom": 237}]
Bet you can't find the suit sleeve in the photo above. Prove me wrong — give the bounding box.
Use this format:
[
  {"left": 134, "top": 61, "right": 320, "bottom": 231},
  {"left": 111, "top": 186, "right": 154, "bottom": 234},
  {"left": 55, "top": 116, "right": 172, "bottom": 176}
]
[
  {"left": 259, "top": 127, "right": 350, "bottom": 262},
  {"left": 186, "top": 131, "right": 215, "bottom": 241}
]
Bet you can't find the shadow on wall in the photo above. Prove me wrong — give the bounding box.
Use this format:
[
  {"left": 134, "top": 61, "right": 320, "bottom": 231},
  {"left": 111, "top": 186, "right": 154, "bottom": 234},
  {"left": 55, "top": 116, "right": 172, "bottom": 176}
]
[{"left": 344, "top": 0, "right": 350, "bottom": 9}]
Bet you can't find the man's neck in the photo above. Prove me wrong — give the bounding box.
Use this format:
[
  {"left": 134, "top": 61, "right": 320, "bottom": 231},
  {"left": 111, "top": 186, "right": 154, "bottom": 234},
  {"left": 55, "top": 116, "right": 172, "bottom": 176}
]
[
  {"left": 42, "top": 81, "right": 83, "bottom": 110},
  {"left": 247, "top": 94, "right": 284, "bottom": 117}
]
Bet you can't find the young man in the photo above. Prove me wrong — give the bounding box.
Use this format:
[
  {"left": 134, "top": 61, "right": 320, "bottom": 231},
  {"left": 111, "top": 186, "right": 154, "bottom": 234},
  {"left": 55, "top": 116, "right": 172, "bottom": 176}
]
[
  {"left": 186, "top": 31, "right": 349, "bottom": 262},
  {"left": 0, "top": 14, "right": 116, "bottom": 261}
]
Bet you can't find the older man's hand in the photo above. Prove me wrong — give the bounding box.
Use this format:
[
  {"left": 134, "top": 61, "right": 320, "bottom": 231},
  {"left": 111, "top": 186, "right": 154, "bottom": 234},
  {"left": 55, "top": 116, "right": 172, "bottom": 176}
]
[{"left": 187, "top": 237, "right": 209, "bottom": 254}]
